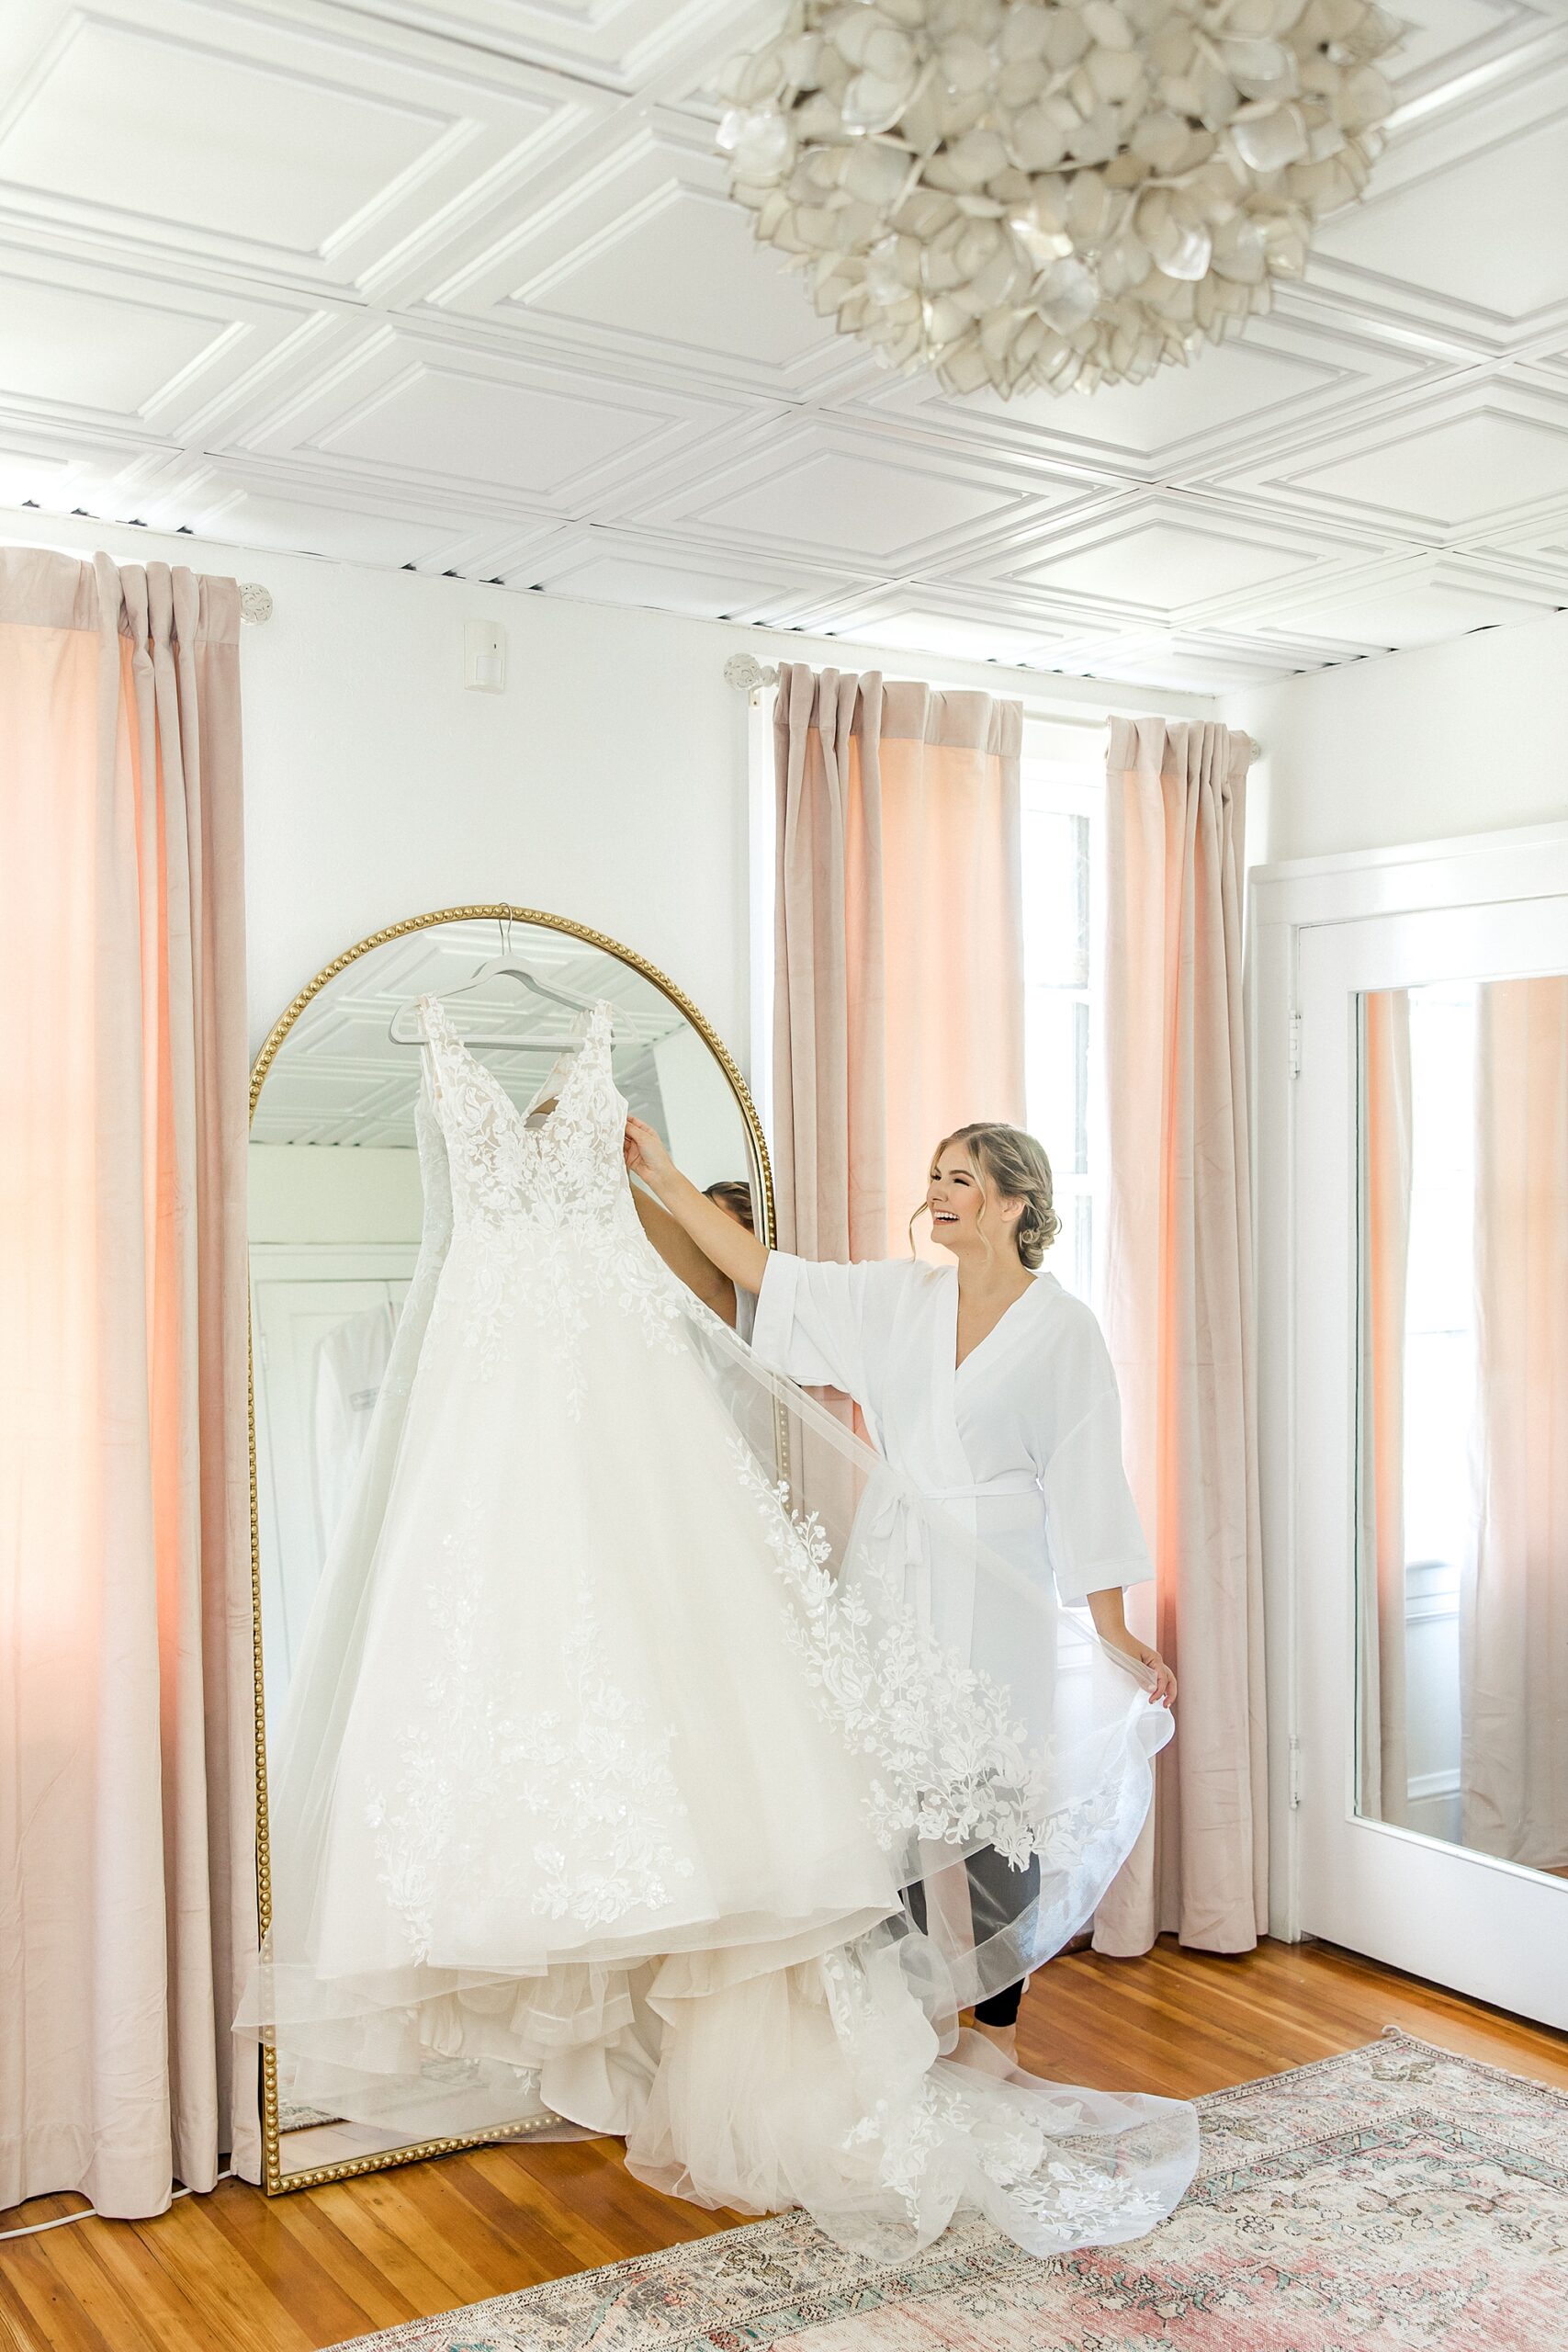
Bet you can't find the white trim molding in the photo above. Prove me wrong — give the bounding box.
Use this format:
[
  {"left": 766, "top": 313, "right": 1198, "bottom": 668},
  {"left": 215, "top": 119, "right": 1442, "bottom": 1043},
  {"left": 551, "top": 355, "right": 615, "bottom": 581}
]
[{"left": 1247, "top": 817, "right": 1568, "bottom": 1952}]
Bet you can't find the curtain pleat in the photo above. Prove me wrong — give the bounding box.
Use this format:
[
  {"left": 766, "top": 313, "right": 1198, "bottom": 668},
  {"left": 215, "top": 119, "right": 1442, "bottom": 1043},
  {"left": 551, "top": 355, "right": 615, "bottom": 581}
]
[
  {"left": 1462, "top": 977, "right": 1568, "bottom": 1871},
  {"left": 1359, "top": 989, "right": 1413, "bottom": 1826},
  {"left": 1094, "top": 715, "right": 1266, "bottom": 1955},
  {"left": 772, "top": 665, "right": 1025, "bottom": 1264},
  {"left": 0, "top": 546, "right": 254, "bottom": 2217}
]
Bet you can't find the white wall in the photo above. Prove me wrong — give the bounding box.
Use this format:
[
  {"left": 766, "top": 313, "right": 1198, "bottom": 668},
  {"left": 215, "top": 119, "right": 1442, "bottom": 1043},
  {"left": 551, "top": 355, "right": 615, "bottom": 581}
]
[
  {"left": 1230, "top": 610, "right": 1568, "bottom": 870},
  {"left": 0, "top": 504, "right": 1214, "bottom": 1076}
]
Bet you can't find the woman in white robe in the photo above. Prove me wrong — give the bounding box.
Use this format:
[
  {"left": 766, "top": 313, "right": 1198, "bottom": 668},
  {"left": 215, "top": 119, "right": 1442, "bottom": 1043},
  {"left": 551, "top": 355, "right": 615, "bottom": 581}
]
[{"left": 625, "top": 1114, "right": 1174, "bottom": 2059}]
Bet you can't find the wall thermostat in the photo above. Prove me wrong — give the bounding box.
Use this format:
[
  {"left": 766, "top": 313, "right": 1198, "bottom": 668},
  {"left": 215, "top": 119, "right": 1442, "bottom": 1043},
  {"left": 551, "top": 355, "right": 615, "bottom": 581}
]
[{"left": 463, "top": 619, "right": 505, "bottom": 693}]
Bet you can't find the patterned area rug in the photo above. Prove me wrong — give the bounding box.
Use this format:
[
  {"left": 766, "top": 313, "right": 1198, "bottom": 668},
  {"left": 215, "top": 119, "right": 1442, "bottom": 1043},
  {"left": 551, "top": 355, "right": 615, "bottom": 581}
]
[{"left": 331, "top": 2031, "right": 1568, "bottom": 2350}]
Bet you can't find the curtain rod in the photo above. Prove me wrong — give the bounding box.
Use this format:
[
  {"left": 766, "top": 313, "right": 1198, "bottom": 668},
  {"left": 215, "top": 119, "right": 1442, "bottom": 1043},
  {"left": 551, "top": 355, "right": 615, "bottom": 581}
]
[{"left": 723, "top": 653, "right": 1259, "bottom": 752}]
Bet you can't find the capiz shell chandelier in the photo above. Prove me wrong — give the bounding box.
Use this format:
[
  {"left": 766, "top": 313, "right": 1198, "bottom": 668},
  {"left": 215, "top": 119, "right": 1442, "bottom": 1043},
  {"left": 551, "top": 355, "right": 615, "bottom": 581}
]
[{"left": 717, "top": 0, "right": 1402, "bottom": 396}]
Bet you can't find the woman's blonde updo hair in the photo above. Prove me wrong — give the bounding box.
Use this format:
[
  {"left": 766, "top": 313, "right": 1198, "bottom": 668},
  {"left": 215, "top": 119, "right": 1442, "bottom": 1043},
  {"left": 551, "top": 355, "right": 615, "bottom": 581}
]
[{"left": 915, "top": 1123, "right": 1062, "bottom": 1270}]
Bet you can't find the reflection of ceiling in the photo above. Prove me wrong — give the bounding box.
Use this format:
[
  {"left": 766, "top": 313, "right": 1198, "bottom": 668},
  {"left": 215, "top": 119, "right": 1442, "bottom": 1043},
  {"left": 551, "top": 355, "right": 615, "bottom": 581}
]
[
  {"left": 5, "top": 0, "right": 1568, "bottom": 688},
  {"left": 253, "top": 920, "right": 692, "bottom": 1146}
]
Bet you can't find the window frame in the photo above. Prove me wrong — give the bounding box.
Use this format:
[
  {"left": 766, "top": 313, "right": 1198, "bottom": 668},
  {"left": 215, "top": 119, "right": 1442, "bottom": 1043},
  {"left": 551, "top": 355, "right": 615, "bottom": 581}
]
[{"left": 1019, "top": 756, "right": 1105, "bottom": 1309}]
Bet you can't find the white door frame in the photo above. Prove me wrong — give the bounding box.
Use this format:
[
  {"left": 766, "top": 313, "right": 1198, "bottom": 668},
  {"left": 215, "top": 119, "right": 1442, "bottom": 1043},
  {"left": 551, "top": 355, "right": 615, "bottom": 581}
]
[
  {"left": 1248, "top": 820, "right": 1568, "bottom": 2012},
  {"left": 250, "top": 1242, "right": 418, "bottom": 1701}
]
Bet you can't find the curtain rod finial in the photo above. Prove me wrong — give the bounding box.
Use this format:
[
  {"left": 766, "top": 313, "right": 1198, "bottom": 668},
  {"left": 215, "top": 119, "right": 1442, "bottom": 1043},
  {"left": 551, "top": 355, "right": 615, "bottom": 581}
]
[
  {"left": 240, "top": 583, "right": 272, "bottom": 625},
  {"left": 726, "top": 653, "right": 778, "bottom": 696}
]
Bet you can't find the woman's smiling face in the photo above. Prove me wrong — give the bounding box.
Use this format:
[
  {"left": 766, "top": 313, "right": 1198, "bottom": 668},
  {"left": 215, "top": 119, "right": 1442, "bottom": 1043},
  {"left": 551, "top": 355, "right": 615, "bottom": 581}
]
[{"left": 926, "top": 1146, "right": 986, "bottom": 1253}]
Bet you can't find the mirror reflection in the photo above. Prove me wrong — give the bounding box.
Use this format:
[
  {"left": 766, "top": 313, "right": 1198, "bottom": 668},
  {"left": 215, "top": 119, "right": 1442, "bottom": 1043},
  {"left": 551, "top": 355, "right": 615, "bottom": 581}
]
[
  {"left": 250, "top": 913, "right": 764, "bottom": 2174},
  {"left": 1357, "top": 975, "right": 1568, "bottom": 1879}
]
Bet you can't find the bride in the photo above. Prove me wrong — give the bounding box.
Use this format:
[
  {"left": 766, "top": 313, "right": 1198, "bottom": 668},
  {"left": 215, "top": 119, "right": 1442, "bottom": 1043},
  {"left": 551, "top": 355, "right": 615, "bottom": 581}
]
[
  {"left": 626, "top": 1109, "right": 1177, "bottom": 2062},
  {"left": 238, "top": 996, "right": 1197, "bottom": 2259}
]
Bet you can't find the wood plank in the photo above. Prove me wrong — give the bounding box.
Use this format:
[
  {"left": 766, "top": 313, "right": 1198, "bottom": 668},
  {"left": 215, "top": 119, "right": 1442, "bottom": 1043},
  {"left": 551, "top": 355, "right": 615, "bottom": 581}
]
[
  {"left": 126, "top": 2195, "right": 318, "bottom": 2352},
  {"left": 2, "top": 1938, "right": 1564, "bottom": 2352}
]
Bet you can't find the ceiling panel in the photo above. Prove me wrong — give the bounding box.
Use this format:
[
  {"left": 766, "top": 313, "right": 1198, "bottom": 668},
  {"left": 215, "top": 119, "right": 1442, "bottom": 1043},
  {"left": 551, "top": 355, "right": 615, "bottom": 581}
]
[
  {"left": 809, "top": 596, "right": 1070, "bottom": 668},
  {"left": 1292, "top": 409, "right": 1568, "bottom": 530},
  {"left": 427, "top": 123, "right": 855, "bottom": 394},
  {"left": 316, "top": 366, "right": 660, "bottom": 494},
  {"left": 1047, "top": 631, "right": 1318, "bottom": 694},
  {"left": 679, "top": 451, "right": 1020, "bottom": 563},
  {"left": 0, "top": 19, "right": 438, "bottom": 254},
  {"left": 299, "top": 0, "right": 770, "bottom": 88},
  {"left": 849, "top": 314, "right": 1439, "bottom": 484},
  {"left": 1029, "top": 520, "right": 1318, "bottom": 608},
  {"left": 1304, "top": 58, "right": 1568, "bottom": 345},
  {"left": 525, "top": 184, "right": 824, "bottom": 368},
  {"left": 513, "top": 531, "right": 862, "bottom": 622},
  {"left": 174, "top": 477, "right": 480, "bottom": 567},
  {"left": 635, "top": 420, "right": 1111, "bottom": 571},
  {"left": 0, "top": 0, "right": 601, "bottom": 299},
  {"left": 1217, "top": 382, "right": 1568, "bottom": 535},
  {"left": 2, "top": 0, "right": 1567, "bottom": 676},
  {"left": 236, "top": 326, "right": 751, "bottom": 517},
  {"left": 1250, "top": 564, "right": 1562, "bottom": 650},
  {"left": 0, "top": 423, "right": 121, "bottom": 509},
  {"left": 1475, "top": 505, "right": 1568, "bottom": 575},
  {"left": 956, "top": 494, "right": 1361, "bottom": 623},
  {"left": 0, "top": 248, "right": 322, "bottom": 449},
  {"left": 1389, "top": 0, "right": 1545, "bottom": 91},
  {"left": 0, "top": 270, "right": 222, "bottom": 412}
]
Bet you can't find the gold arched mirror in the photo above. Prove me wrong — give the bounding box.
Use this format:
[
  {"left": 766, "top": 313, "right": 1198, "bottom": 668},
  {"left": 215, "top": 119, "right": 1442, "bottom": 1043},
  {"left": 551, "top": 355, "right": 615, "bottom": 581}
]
[{"left": 247, "top": 906, "right": 772, "bottom": 2190}]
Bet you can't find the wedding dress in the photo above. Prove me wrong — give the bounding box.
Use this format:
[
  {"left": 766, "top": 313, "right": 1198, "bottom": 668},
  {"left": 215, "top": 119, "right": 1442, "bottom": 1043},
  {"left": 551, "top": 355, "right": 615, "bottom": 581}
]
[{"left": 239, "top": 998, "right": 1197, "bottom": 2258}]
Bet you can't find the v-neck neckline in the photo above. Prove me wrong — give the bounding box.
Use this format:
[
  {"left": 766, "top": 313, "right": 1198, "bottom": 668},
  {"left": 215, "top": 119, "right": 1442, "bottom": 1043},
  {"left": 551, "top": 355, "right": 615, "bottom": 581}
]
[
  {"left": 948, "top": 1266, "right": 1040, "bottom": 1379},
  {"left": 421, "top": 996, "right": 611, "bottom": 1147}
]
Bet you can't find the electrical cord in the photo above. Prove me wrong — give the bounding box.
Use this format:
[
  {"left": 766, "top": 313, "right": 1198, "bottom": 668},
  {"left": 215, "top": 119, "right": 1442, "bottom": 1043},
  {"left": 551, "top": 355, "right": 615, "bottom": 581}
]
[{"left": 0, "top": 2170, "right": 233, "bottom": 2242}]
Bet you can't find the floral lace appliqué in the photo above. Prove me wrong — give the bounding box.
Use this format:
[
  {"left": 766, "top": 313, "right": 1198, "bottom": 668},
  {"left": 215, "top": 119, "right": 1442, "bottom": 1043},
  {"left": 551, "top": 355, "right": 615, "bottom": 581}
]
[
  {"left": 367, "top": 1487, "right": 694, "bottom": 1957},
  {"left": 822, "top": 1942, "right": 1173, "bottom": 2247}
]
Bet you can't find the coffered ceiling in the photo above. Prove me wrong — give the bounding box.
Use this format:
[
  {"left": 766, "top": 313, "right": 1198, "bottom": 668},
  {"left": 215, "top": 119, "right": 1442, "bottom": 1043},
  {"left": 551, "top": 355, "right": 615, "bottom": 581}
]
[{"left": 3, "top": 0, "right": 1567, "bottom": 688}]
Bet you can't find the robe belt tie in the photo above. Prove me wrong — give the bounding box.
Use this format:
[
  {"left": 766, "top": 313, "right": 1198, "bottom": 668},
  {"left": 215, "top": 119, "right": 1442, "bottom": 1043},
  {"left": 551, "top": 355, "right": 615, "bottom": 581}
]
[
  {"left": 866, "top": 1475, "right": 1043, "bottom": 1637},
  {"left": 917, "top": 1475, "right": 1041, "bottom": 1503}
]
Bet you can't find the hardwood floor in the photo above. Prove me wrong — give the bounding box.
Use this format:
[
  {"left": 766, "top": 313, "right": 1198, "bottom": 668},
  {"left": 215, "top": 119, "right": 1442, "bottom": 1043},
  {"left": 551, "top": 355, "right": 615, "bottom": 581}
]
[{"left": 3, "top": 1937, "right": 1564, "bottom": 2352}]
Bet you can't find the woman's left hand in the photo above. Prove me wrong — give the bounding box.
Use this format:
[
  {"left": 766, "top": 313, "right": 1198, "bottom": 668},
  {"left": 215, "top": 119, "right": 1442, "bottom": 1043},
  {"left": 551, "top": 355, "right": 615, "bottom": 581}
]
[
  {"left": 1101, "top": 1630, "right": 1177, "bottom": 1708},
  {"left": 625, "top": 1114, "right": 675, "bottom": 1191}
]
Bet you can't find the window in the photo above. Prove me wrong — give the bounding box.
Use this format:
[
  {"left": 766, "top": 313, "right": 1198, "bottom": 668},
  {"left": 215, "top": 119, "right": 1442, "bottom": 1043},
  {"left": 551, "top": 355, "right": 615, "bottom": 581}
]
[
  {"left": 1021, "top": 759, "right": 1101, "bottom": 1306},
  {"left": 1402, "top": 981, "right": 1478, "bottom": 1589}
]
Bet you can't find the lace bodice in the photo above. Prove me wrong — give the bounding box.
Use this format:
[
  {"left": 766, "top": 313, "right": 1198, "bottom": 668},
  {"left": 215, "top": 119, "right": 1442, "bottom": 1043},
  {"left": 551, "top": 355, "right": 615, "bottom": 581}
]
[
  {"left": 417, "top": 995, "right": 628, "bottom": 1235},
  {"left": 412, "top": 993, "right": 694, "bottom": 1407}
]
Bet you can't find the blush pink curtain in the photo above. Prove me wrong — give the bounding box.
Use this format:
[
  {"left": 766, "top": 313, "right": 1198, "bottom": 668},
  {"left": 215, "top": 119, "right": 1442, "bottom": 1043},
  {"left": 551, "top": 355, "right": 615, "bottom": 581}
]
[
  {"left": 1462, "top": 977, "right": 1568, "bottom": 1871},
  {"left": 772, "top": 664, "right": 1024, "bottom": 1265},
  {"left": 1358, "top": 989, "right": 1413, "bottom": 1827},
  {"left": 1095, "top": 716, "right": 1266, "bottom": 1956},
  {"left": 0, "top": 548, "right": 255, "bottom": 2216}
]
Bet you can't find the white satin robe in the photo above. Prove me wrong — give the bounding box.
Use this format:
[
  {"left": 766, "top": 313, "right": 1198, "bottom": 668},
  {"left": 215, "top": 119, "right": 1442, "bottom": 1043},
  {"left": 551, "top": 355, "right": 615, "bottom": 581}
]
[{"left": 751, "top": 1257, "right": 1152, "bottom": 1698}]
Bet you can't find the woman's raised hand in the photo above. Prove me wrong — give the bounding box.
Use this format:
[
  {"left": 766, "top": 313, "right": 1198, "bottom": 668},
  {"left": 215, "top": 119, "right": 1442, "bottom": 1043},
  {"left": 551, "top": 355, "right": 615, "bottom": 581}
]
[
  {"left": 625, "top": 1119, "right": 768, "bottom": 1293},
  {"left": 624, "top": 1114, "right": 675, "bottom": 1192}
]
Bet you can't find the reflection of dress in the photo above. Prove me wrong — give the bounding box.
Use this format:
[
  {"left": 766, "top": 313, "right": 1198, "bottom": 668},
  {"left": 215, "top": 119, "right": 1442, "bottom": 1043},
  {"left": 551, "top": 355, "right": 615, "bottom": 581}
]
[
  {"left": 240, "top": 999, "right": 1196, "bottom": 2259},
  {"left": 312, "top": 1300, "right": 398, "bottom": 1551},
  {"left": 260, "top": 1082, "right": 453, "bottom": 1977}
]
